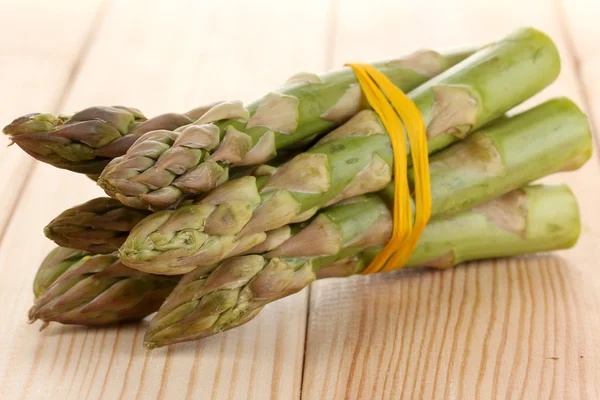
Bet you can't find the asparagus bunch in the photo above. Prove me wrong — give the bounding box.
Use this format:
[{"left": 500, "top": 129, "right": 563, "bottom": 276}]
[
  {"left": 118, "top": 97, "right": 590, "bottom": 274},
  {"left": 3, "top": 102, "right": 220, "bottom": 177},
  {"left": 29, "top": 250, "right": 180, "bottom": 327},
  {"left": 8, "top": 27, "right": 591, "bottom": 351},
  {"left": 144, "top": 184, "right": 580, "bottom": 347}
]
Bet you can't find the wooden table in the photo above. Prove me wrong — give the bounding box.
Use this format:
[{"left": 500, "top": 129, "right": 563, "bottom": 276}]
[{"left": 0, "top": 0, "right": 598, "bottom": 398}]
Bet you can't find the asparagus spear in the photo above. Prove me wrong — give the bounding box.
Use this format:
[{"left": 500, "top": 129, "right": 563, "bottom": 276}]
[
  {"left": 29, "top": 252, "right": 180, "bottom": 327},
  {"left": 119, "top": 97, "right": 591, "bottom": 274},
  {"left": 3, "top": 102, "right": 220, "bottom": 176},
  {"left": 144, "top": 184, "right": 580, "bottom": 348},
  {"left": 44, "top": 197, "right": 151, "bottom": 254},
  {"left": 97, "top": 27, "right": 558, "bottom": 210}
]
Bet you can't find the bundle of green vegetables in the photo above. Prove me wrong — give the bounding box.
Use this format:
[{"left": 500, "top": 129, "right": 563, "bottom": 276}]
[{"left": 5, "top": 27, "right": 591, "bottom": 349}]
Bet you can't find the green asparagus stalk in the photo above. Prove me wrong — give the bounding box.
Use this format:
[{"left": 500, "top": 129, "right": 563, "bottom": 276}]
[
  {"left": 419, "top": 97, "right": 591, "bottom": 218},
  {"left": 44, "top": 197, "right": 151, "bottom": 254},
  {"left": 28, "top": 252, "right": 180, "bottom": 327},
  {"left": 119, "top": 97, "right": 591, "bottom": 274},
  {"left": 96, "top": 46, "right": 484, "bottom": 209},
  {"left": 97, "top": 28, "right": 558, "bottom": 211},
  {"left": 3, "top": 102, "right": 220, "bottom": 176},
  {"left": 144, "top": 184, "right": 580, "bottom": 348}
]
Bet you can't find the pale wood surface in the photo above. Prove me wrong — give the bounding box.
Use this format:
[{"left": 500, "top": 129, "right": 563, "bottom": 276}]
[{"left": 0, "top": 0, "right": 598, "bottom": 399}]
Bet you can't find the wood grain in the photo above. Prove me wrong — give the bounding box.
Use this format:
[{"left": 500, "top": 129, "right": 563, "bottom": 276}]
[
  {"left": 0, "top": 0, "right": 106, "bottom": 238},
  {"left": 303, "top": 256, "right": 595, "bottom": 399},
  {"left": 0, "top": 0, "right": 328, "bottom": 399},
  {"left": 301, "top": 0, "right": 600, "bottom": 398}
]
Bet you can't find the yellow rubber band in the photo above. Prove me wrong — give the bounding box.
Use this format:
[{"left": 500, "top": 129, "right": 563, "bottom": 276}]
[{"left": 346, "top": 63, "right": 432, "bottom": 274}]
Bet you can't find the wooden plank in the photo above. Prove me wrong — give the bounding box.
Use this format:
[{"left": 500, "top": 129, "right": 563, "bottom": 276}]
[
  {"left": 557, "top": 0, "right": 600, "bottom": 141},
  {"left": 0, "top": 0, "right": 330, "bottom": 399},
  {"left": 0, "top": 0, "right": 105, "bottom": 237},
  {"left": 301, "top": 0, "right": 600, "bottom": 398}
]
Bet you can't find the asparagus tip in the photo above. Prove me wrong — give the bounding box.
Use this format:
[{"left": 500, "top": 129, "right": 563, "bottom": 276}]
[
  {"left": 3, "top": 112, "right": 60, "bottom": 135},
  {"left": 27, "top": 307, "right": 49, "bottom": 331},
  {"left": 143, "top": 340, "right": 159, "bottom": 350},
  {"left": 27, "top": 306, "right": 38, "bottom": 323}
]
